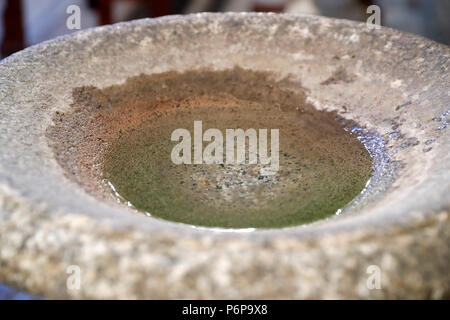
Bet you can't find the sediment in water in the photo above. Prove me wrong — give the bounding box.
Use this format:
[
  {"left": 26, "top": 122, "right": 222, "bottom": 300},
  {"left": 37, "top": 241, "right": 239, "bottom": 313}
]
[{"left": 47, "top": 67, "right": 373, "bottom": 228}]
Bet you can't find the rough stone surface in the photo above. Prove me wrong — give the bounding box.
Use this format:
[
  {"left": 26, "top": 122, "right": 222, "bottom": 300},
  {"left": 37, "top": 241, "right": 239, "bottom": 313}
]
[{"left": 0, "top": 13, "right": 449, "bottom": 299}]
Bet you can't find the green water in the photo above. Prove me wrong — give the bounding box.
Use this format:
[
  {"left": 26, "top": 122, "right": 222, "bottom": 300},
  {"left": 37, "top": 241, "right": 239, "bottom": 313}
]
[{"left": 103, "top": 98, "right": 372, "bottom": 229}]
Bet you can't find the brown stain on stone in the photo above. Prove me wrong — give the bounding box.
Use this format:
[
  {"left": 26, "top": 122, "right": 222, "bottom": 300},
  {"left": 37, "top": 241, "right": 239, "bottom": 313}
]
[{"left": 321, "top": 66, "right": 356, "bottom": 85}]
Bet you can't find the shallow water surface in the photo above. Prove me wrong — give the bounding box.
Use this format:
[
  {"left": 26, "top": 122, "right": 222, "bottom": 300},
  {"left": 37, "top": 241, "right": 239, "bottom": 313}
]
[
  {"left": 101, "top": 70, "right": 373, "bottom": 228},
  {"left": 47, "top": 68, "right": 373, "bottom": 228}
]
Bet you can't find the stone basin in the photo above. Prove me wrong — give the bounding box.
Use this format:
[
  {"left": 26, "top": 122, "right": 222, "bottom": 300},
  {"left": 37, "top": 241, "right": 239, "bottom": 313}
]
[{"left": 0, "top": 13, "right": 449, "bottom": 299}]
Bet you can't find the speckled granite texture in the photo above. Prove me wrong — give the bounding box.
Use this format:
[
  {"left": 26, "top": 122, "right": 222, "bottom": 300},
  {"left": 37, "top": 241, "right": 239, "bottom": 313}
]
[{"left": 0, "top": 13, "right": 449, "bottom": 299}]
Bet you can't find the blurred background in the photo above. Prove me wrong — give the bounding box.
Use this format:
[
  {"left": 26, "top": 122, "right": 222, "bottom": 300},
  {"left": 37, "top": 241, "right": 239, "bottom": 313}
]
[
  {"left": 0, "top": 0, "right": 449, "bottom": 299},
  {"left": 0, "top": 0, "right": 449, "bottom": 59}
]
